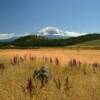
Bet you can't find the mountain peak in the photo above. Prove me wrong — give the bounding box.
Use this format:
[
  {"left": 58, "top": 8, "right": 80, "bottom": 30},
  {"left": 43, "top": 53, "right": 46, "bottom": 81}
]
[
  {"left": 38, "top": 27, "right": 63, "bottom": 35},
  {"left": 37, "top": 26, "right": 87, "bottom": 38}
]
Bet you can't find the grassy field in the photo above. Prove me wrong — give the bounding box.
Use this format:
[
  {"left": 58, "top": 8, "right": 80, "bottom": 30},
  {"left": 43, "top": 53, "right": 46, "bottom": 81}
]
[
  {"left": 68, "top": 39, "right": 100, "bottom": 49},
  {"left": 0, "top": 48, "right": 100, "bottom": 100},
  {"left": 73, "top": 39, "right": 100, "bottom": 46}
]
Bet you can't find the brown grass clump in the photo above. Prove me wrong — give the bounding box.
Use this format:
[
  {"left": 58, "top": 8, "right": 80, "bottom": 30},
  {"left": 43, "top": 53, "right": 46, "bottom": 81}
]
[{"left": 0, "top": 63, "right": 5, "bottom": 70}]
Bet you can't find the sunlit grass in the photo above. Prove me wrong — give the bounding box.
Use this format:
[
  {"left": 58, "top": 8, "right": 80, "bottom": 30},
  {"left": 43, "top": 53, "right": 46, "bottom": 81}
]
[{"left": 0, "top": 50, "right": 100, "bottom": 100}]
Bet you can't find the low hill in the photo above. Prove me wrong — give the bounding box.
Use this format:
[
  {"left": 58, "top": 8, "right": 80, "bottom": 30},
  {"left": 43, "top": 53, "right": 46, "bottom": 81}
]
[
  {"left": 73, "top": 39, "right": 100, "bottom": 46},
  {"left": 68, "top": 39, "right": 100, "bottom": 49}
]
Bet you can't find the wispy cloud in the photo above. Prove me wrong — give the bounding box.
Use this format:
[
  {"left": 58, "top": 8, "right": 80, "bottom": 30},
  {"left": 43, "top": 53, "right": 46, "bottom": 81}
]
[
  {"left": 0, "top": 32, "right": 32, "bottom": 40},
  {"left": 65, "top": 31, "right": 87, "bottom": 37},
  {"left": 23, "top": 33, "right": 31, "bottom": 36},
  {"left": 0, "top": 33, "right": 15, "bottom": 40}
]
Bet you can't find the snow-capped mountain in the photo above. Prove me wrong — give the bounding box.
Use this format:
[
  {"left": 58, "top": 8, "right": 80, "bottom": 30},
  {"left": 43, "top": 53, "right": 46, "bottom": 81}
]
[
  {"left": 0, "top": 26, "right": 87, "bottom": 41},
  {"left": 37, "top": 27, "right": 66, "bottom": 39},
  {"left": 37, "top": 27, "right": 87, "bottom": 39}
]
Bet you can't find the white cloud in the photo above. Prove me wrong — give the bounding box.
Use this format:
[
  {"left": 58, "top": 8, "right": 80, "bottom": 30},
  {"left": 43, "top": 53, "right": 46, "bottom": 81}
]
[
  {"left": 0, "top": 33, "right": 15, "bottom": 40},
  {"left": 0, "top": 32, "right": 33, "bottom": 40},
  {"left": 23, "top": 33, "right": 31, "bottom": 36},
  {"left": 65, "top": 31, "right": 87, "bottom": 37},
  {"left": 16, "top": 33, "right": 32, "bottom": 37}
]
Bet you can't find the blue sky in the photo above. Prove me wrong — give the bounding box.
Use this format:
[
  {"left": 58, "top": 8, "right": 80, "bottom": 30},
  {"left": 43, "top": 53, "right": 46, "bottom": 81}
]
[{"left": 0, "top": 0, "right": 100, "bottom": 35}]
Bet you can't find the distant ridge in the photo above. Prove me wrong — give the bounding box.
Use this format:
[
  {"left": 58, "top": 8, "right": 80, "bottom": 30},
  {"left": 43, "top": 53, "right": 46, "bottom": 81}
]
[
  {"left": 0, "top": 33, "right": 100, "bottom": 49},
  {"left": 0, "top": 27, "right": 87, "bottom": 40}
]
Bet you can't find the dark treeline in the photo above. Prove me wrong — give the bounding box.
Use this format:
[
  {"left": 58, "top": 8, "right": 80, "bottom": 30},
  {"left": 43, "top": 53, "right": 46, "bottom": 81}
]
[{"left": 0, "top": 34, "right": 100, "bottom": 48}]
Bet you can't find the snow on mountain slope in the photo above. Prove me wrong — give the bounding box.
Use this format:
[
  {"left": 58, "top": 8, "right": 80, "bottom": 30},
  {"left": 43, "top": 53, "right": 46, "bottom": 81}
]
[{"left": 37, "top": 27, "right": 87, "bottom": 38}]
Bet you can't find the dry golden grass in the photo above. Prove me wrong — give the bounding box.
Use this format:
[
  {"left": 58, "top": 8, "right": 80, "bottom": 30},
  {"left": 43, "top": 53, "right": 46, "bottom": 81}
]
[
  {"left": 0, "top": 48, "right": 100, "bottom": 100},
  {"left": 0, "top": 48, "right": 100, "bottom": 64}
]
